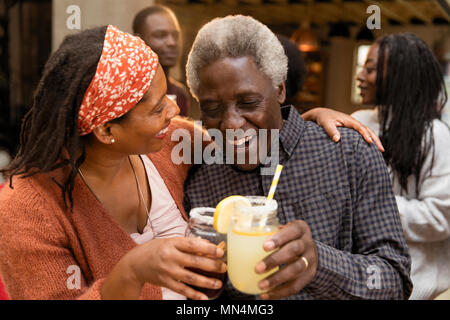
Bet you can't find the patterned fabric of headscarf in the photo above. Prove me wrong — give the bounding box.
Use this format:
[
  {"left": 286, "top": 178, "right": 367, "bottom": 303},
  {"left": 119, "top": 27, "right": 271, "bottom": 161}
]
[{"left": 78, "top": 25, "right": 159, "bottom": 136}]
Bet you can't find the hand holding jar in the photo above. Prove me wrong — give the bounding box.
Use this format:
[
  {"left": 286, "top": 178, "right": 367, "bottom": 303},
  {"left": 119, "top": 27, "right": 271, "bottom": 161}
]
[
  {"left": 185, "top": 207, "right": 228, "bottom": 299},
  {"left": 255, "top": 220, "right": 318, "bottom": 300}
]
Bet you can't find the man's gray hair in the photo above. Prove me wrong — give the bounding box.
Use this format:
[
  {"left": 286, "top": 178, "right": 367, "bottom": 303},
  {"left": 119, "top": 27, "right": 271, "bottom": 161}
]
[{"left": 186, "top": 15, "right": 288, "bottom": 100}]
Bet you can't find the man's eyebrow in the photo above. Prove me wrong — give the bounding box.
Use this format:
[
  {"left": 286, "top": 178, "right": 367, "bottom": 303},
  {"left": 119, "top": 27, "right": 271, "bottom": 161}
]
[
  {"left": 199, "top": 99, "right": 220, "bottom": 104},
  {"left": 237, "top": 92, "right": 262, "bottom": 98}
]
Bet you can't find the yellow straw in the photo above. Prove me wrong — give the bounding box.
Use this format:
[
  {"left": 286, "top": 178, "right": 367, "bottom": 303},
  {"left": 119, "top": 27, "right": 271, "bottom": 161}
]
[
  {"left": 267, "top": 164, "right": 283, "bottom": 201},
  {"left": 259, "top": 164, "right": 283, "bottom": 229}
]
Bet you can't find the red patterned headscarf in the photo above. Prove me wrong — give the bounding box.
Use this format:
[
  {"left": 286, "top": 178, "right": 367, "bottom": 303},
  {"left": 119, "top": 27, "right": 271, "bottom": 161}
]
[{"left": 77, "top": 25, "right": 159, "bottom": 136}]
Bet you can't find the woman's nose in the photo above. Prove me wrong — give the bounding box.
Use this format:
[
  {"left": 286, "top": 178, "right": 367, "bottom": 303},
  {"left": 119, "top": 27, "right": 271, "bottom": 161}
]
[
  {"left": 356, "top": 68, "right": 365, "bottom": 82},
  {"left": 166, "top": 97, "right": 180, "bottom": 120}
]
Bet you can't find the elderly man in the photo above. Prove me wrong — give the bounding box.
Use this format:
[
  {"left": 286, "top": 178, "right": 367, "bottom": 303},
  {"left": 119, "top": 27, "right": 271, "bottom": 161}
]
[
  {"left": 183, "top": 15, "right": 412, "bottom": 300},
  {"left": 132, "top": 5, "right": 191, "bottom": 116}
]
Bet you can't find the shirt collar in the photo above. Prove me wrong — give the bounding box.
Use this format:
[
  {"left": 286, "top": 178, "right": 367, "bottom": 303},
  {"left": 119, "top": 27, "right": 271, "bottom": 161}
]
[{"left": 279, "top": 105, "right": 305, "bottom": 157}]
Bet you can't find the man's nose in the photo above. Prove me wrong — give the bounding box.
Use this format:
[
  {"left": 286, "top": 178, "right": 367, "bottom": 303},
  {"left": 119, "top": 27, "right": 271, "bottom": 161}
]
[
  {"left": 166, "top": 34, "right": 177, "bottom": 47},
  {"left": 220, "top": 107, "right": 245, "bottom": 131}
]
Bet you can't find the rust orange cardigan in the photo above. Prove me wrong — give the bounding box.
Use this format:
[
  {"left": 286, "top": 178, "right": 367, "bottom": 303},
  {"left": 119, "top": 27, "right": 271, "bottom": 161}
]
[{"left": 0, "top": 117, "right": 199, "bottom": 300}]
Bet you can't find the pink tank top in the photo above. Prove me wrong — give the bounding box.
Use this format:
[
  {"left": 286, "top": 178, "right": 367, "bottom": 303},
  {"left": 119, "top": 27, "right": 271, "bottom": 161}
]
[{"left": 130, "top": 155, "right": 187, "bottom": 300}]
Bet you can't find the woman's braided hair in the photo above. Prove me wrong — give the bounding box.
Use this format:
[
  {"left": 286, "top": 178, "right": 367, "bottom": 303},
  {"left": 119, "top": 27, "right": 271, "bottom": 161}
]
[
  {"left": 376, "top": 33, "right": 448, "bottom": 193},
  {"left": 1, "top": 26, "right": 108, "bottom": 208}
]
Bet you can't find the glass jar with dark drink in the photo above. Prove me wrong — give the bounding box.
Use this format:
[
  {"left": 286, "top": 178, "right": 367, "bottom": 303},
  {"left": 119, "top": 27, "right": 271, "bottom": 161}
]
[{"left": 186, "top": 207, "right": 227, "bottom": 300}]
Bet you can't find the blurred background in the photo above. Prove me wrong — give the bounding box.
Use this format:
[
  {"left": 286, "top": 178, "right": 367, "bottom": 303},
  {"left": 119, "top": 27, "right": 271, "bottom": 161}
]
[{"left": 0, "top": 0, "right": 449, "bottom": 160}]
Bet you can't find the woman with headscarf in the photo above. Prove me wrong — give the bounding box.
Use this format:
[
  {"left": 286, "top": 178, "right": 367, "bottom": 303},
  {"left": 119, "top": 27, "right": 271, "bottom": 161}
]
[{"left": 0, "top": 25, "right": 227, "bottom": 300}]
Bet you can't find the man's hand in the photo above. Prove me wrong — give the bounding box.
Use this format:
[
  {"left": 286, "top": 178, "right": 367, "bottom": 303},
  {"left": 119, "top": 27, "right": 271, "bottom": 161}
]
[{"left": 255, "top": 220, "right": 318, "bottom": 300}]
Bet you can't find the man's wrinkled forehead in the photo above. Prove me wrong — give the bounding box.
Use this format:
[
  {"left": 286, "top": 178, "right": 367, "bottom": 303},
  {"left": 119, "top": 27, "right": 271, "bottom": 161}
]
[{"left": 197, "top": 56, "right": 273, "bottom": 99}]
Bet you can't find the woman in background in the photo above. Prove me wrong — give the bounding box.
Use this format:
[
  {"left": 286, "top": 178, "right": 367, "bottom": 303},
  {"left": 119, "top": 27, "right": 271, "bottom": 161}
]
[{"left": 354, "top": 33, "right": 450, "bottom": 300}]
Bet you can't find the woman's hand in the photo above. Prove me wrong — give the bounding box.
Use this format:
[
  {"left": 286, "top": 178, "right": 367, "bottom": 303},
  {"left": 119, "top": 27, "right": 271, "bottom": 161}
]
[
  {"left": 102, "top": 237, "right": 226, "bottom": 300},
  {"left": 302, "top": 107, "right": 384, "bottom": 152},
  {"left": 255, "top": 220, "right": 318, "bottom": 300}
]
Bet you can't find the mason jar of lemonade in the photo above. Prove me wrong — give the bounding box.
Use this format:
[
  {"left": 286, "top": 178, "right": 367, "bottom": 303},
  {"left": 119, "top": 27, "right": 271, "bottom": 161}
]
[{"left": 227, "top": 196, "right": 279, "bottom": 295}]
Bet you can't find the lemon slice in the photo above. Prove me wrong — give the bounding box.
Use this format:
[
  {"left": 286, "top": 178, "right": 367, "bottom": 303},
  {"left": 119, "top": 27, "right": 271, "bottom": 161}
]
[{"left": 214, "top": 195, "right": 251, "bottom": 234}]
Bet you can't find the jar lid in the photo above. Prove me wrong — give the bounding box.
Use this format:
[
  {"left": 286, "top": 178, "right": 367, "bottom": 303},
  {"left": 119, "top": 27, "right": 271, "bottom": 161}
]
[
  {"left": 238, "top": 196, "right": 278, "bottom": 217},
  {"left": 189, "top": 207, "right": 215, "bottom": 225}
]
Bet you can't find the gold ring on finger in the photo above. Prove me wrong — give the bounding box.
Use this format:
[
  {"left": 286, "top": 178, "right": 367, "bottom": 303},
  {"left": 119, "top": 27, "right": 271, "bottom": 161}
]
[{"left": 301, "top": 256, "right": 309, "bottom": 271}]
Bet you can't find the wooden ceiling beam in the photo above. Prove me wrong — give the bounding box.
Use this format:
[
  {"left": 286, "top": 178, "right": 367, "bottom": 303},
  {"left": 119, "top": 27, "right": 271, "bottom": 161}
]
[
  {"left": 166, "top": 0, "right": 448, "bottom": 26},
  {"left": 395, "top": 0, "right": 432, "bottom": 24},
  {"left": 363, "top": 0, "right": 409, "bottom": 24},
  {"left": 346, "top": 2, "right": 381, "bottom": 26},
  {"left": 433, "top": 0, "right": 450, "bottom": 20},
  {"left": 309, "top": 3, "right": 341, "bottom": 25},
  {"left": 329, "top": 0, "right": 361, "bottom": 24},
  {"left": 276, "top": 4, "right": 327, "bottom": 26},
  {"left": 266, "top": 0, "right": 289, "bottom": 5},
  {"left": 330, "top": 0, "right": 374, "bottom": 25},
  {"left": 237, "top": 0, "right": 263, "bottom": 5},
  {"left": 273, "top": 3, "right": 329, "bottom": 27},
  {"left": 163, "top": 0, "right": 189, "bottom": 5}
]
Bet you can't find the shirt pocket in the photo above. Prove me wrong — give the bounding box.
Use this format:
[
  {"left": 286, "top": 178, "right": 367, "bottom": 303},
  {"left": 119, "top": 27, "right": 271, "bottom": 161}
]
[
  {"left": 283, "top": 190, "right": 351, "bottom": 249},
  {"left": 279, "top": 197, "right": 307, "bottom": 226}
]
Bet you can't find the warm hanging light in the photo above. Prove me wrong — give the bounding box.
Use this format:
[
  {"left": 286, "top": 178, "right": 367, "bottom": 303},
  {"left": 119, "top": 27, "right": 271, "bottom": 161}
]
[{"left": 290, "top": 21, "right": 319, "bottom": 53}]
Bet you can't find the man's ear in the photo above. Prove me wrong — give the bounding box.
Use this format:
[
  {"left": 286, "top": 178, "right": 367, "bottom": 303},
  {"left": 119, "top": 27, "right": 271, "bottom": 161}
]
[
  {"left": 277, "top": 82, "right": 286, "bottom": 105},
  {"left": 92, "top": 123, "right": 115, "bottom": 145}
]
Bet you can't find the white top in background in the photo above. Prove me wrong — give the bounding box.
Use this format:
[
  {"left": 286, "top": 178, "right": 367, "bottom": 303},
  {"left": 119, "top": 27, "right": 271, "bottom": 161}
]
[{"left": 352, "top": 108, "right": 450, "bottom": 300}]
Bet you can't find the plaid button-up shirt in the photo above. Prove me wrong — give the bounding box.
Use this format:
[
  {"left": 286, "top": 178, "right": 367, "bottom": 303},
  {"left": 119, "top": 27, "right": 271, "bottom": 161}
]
[{"left": 184, "top": 106, "right": 412, "bottom": 300}]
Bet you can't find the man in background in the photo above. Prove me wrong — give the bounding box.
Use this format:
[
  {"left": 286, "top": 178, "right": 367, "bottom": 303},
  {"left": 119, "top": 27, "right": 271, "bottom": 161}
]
[{"left": 132, "top": 5, "right": 191, "bottom": 117}]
